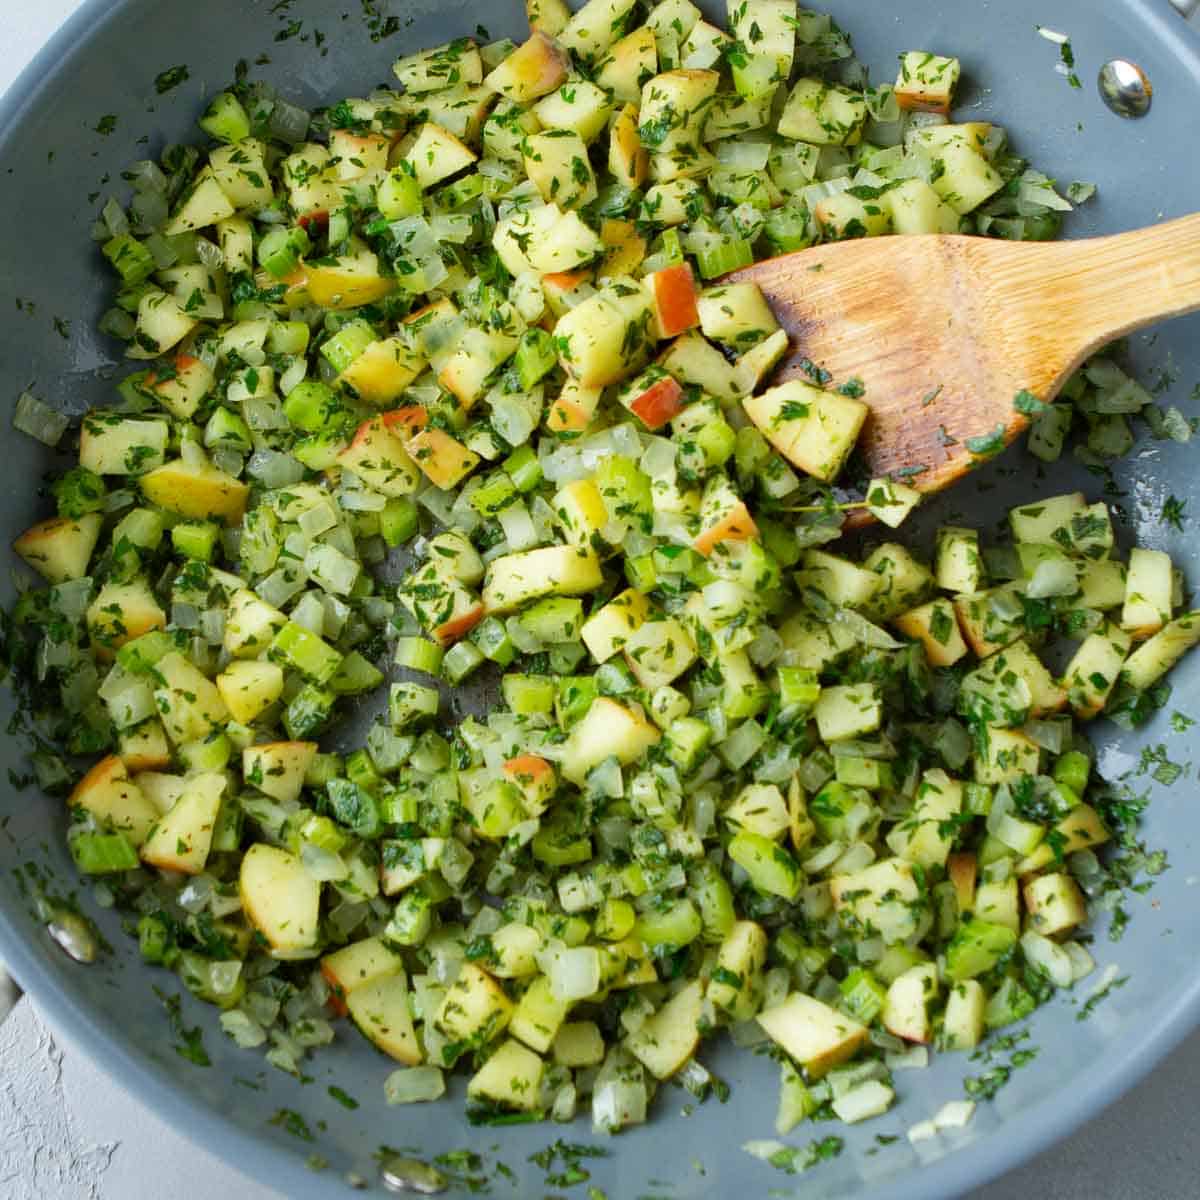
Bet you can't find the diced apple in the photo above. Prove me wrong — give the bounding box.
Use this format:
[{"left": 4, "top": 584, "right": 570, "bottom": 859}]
[
  {"left": 501, "top": 755, "right": 557, "bottom": 817},
  {"left": 482, "top": 545, "right": 604, "bottom": 613},
  {"left": 87, "top": 578, "right": 165, "bottom": 653},
  {"left": 559, "top": 0, "right": 639, "bottom": 59},
  {"left": 831, "top": 857, "right": 922, "bottom": 944},
  {"left": 79, "top": 413, "right": 169, "bottom": 476},
  {"left": 393, "top": 38, "right": 483, "bottom": 95},
  {"left": 627, "top": 979, "right": 704, "bottom": 1079},
  {"left": 600, "top": 217, "right": 647, "bottom": 278},
  {"left": 534, "top": 80, "right": 613, "bottom": 142},
  {"left": 153, "top": 651, "right": 229, "bottom": 744},
  {"left": 947, "top": 852, "right": 978, "bottom": 912},
  {"left": 240, "top": 842, "right": 322, "bottom": 954},
  {"left": 208, "top": 138, "right": 275, "bottom": 208},
  {"left": 338, "top": 415, "right": 421, "bottom": 497},
  {"left": 527, "top": 0, "right": 571, "bottom": 36},
  {"left": 1122, "top": 610, "right": 1200, "bottom": 692},
  {"left": 757, "top": 992, "right": 868, "bottom": 1078},
  {"left": 468, "top": 1038, "right": 544, "bottom": 1111},
  {"left": 595, "top": 27, "right": 658, "bottom": 104},
  {"left": 553, "top": 478, "right": 609, "bottom": 547},
  {"left": 619, "top": 368, "right": 685, "bottom": 430},
  {"left": 224, "top": 589, "right": 287, "bottom": 658},
  {"left": 885, "top": 177, "right": 961, "bottom": 235},
  {"left": 403, "top": 122, "right": 478, "bottom": 190},
  {"left": 118, "top": 719, "right": 171, "bottom": 773},
  {"left": 527, "top": 210, "right": 605, "bottom": 274},
  {"left": 328, "top": 129, "right": 391, "bottom": 182},
  {"left": 321, "top": 936, "right": 403, "bottom": 1015},
  {"left": 140, "top": 772, "right": 226, "bottom": 874},
  {"left": 743, "top": 379, "right": 868, "bottom": 483},
  {"left": 243, "top": 741, "right": 318, "bottom": 803},
  {"left": 778, "top": 78, "right": 868, "bottom": 145},
  {"left": 305, "top": 247, "right": 395, "bottom": 310},
  {"left": 1121, "top": 546, "right": 1173, "bottom": 638},
  {"left": 282, "top": 143, "right": 343, "bottom": 220},
  {"left": 882, "top": 963, "right": 939, "bottom": 1043},
  {"left": 133, "top": 771, "right": 188, "bottom": 816},
  {"left": 346, "top": 970, "right": 422, "bottom": 1062},
  {"left": 623, "top": 616, "right": 697, "bottom": 689},
  {"left": 893, "top": 598, "right": 968, "bottom": 668},
  {"left": 658, "top": 330, "right": 740, "bottom": 404},
  {"left": 608, "top": 103, "right": 649, "bottom": 190},
  {"left": 894, "top": 52, "right": 961, "bottom": 115},
  {"left": 554, "top": 284, "right": 654, "bottom": 388},
  {"left": 438, "top": 325, "right": 521, "bottom": 408},
  {"left": 338, "top": 336, "right": 426, "bottom": 405},
  {"left": 581, "top": 588, "right": 650, "bottom": 662},
  {"left": 1023, "top": 872, "right": 1088, "bottom": 937},
  {"left": 406, "top": 428, "right": 481, "bottom": 490},
  {"left": 13, "top": 513, "right": 103, "bottom": 585},
  {"left": 560, "top": 696, "right": 660, "bottom": 785},
  {"left": 140, "top": 458, "right": 249, "bottom": 525},
  {"left": 546, "top": 378, "right": 602, "bottom": 433},
  {"left": 697, "top": 282, "right": 778, "bottom": 348},
  {"left": 216, "top": 659, "right": 285, "bottom": 724},
  {"left": 644, "top": 263, "right": 700, "bottom": 340},
  {"left": 694, "top": 473, "right": 758, "bottom": 556},
  {"left": 164, "top": 167, "right": 236, "bottom": 234},
  {"left": 68, "top": 754, "right": 159, "bottom": 846},
  {"left": 146, "top": 355, "right": 215, "bottom": 420},
  {"left": 485, "top": 31, "right": 570, "bottom": 102},
  {"left": 436, "top": 961, "right": 515, "bottom": 1044}
]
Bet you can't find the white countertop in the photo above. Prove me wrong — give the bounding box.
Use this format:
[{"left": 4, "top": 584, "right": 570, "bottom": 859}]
[{"left": 3, "top": 4, "right": 1200, "bottom": 1198}]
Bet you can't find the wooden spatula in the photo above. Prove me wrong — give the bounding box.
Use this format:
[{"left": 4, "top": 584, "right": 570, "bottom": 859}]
[{"left": 727, "top": 213, "right": 1200, "bottom": 511}]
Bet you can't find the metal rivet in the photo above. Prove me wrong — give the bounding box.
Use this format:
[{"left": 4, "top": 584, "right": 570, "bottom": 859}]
[
  {"left": 47, "top": 911, "right": 98, "bottom": 964},
  {"left": 1098, "top": 58, "right": 1153, "bottom": 118},
  {"left": 380, "top": 1156, "right": 448, "bottom": 1195}
]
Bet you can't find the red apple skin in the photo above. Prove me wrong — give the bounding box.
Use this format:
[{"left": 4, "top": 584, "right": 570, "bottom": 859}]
[
  {"left": 298, "top": 212, "right": 329, "bottom": 232},
  {"left": 651, "top": 264, "right": 700, "bottom": 338},
  {"left": 693, "top": 503, "right": 760, "bottom": 556},
  {"left": 433, "top": 602, "right": 486, "bottom": 648},
  {"left": 381, "top": 406, "right": 429, "bottom": 438},
  {"left": 502, "top": 754, "right": 552, "bottom": 782},
  {"left": 628, "top": 377, "right": 685, "bottom": 430},
  {"left": 321, "top": 964, "right": 351, "bottom": 1017}
]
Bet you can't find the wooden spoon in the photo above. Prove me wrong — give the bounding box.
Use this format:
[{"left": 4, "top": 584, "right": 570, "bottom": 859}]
[{"left": 726, "top": 214, "right": 1200, "bottom": 518}]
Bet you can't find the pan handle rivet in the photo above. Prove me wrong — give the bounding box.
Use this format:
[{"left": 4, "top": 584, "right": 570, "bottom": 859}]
[{"left": 1099, "top": 58, "right": 1153, "bottom": 118}]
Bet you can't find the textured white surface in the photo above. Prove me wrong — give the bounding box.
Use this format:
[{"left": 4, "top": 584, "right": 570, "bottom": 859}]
[{"left": 3, "top": 3, "right": 1200, "bottom": 1199}]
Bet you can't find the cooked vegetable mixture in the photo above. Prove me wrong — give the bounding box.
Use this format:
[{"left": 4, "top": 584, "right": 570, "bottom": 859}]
[{"left": 6, "top": 0, "right": 1195, "bottom": 1149}]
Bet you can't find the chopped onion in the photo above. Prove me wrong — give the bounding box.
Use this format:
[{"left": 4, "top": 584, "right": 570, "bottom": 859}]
[
  {"left": 13, "top": 392, "right": 70, "bottom": 446},
  {"left": 385, "top": 1065, "right": 446, "bottom": 1105}
]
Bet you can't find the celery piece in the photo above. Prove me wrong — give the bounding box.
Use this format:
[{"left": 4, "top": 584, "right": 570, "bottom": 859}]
[
  {"left": 945, "top": 919, "right": 1017, "bottom": 981},
  {"left": 117, "top": 630, "right": 179, "bottom": 674},
  {"left": 503, "top": 444, "right": 543, "bottom": 493},
  {"left": 470, "top": 472, "right": 518, "bottom": 517},
  {"left": 695, "top": 236, "right": 754, "bottom": 280},
  {"left": 689, "top": 860, "right": 736, "bottom": 942},
  {"left": 520, "top": 597, "right": 584, "bottom": 644},
  {"left": 472, "top": 616, "right": 515, "bottom": 666},
  {"left": 258, "top": 225, "right": 311, "bottom": 278},
  {"left": 625, "top": 553, "right": 658, "bottom": 593},
  {"left": 835, "top": 756, "right": 893, "bottom": 792},
  {"left": 984, "top": 977, "right": 1037, "bottom": 1031},
  {"left": 52, "top": 467, "right": 107, "bottom": 519},
  {"left": 389, "top": 682, "right": 440, "bottom": 730},
  {"left": 727, "top": 830, "right": 801, "bottom": 900},
  {"left": 839, "top": 968, "right": 887, "bottom": 1024},
  {"left": 283, "top": 380, "right": 341, "bottom": 433},
  {"left": 327, "top": 778, "right": 381, "bottom": 839},
  {"left": 198, "top": 91, "right": 252, "bottom": 142},
  {"left": 331, "top": 651, "right": 385, "bottom": 695},
  {"left": 515, "top": 328, "right": 558, "bottom": 390},
  {"left": 179, "top": 732, "right": 232, "bottom": 772},
  {"left": 138, "top": 914, "right": 175, "bottom": 965},
  {"left": 501, "top": 673, "right": 555, "bottom": 715},
  {"left": 270, "top": 622, "right": 344, "bottom": 684},
  {"left": 394, "top": 636, "right": 445, "bottom": 677},
  {"left": 211, "top": 799, "right": 244, "bottom": 853},
  {"left": 103, "top": 234, "right": 156, "bottom": 285},
  {"left": 385, "top": 890, "right": 433, "bottom": 947},
  {"left": 267, "top": 320, "right": 311, "bottom": 356},
  {"left": 594, "top": 454, "right": 653, "bottom": 530},
  {"left": 594, "top": 659, "right": 637, "bottom": 697},
  {"left": 69, "top": 830, "right": 139, "bottom": 875},
  {"left": 1053, "top": 749, "right": 1090, "bottom": 795},
  {"left": 171, "top": 520, "right": 220, "bottom": 562},
  {"left": 595, "top": 898, "right": 637, "bottom": 941},
  {"left": 777, "top": 666, "right": 820, "bottom": 717},
  {"left": 380, "top": 497, "right": 420, "bottom": 547},
  {"left": 548, "top": 642, "right": 588, "bottom": 675},
  {"left": 284, "top": 684, "right": 336, "bottom": 739},
  {"left": 377, "top": 167, "right": 423, "bottom": 220},
  {"left": 321, "top": 318, "right": 376, "bottom": 373},
  {"left": 663, "top": 716, "right": 712, "bottom": 773},
  {"left": 532, "top": 814, "right": 593, "bottom": 868},
  {"left": 442, "top": 640, "right": 485, "bottom": 684},
  {"left": 634, "top": 898, "right": 702, "bottom": 951},
  {"left": 555, "top": 675, "right": 598, "bottom": 728}
]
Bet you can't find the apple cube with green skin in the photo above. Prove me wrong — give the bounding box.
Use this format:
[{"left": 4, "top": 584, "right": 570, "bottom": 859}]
[
  {"left": 757, "top": 992, "right": 868, "bottom": 1079},
  {"left": 321, "top": 936, "right": 404, "bottom": 1015},
  {"left": 140, "top": 772, "right": 226, "bottom": 875},
  {"left": 347, "top": 971, "right": 423, "bottom": 1064},
  {"left": 743, "top": 379, "right": 868, "bottom": 483},
  {"left": 627, "top": 979, "right": 704, "bottom": 1079},
  {"left": 140, "top": 458, "right": 249, "bottom": 525},
  {"left": 153, "top": 652, "right": 229, "bottom": 744},
  {"left": 468, "top": 1038, "right": 545, "bottom": 1111},
  {"left": 559, "top": 697, "right": 661, "bottom": 785},
  {"left": 69, "top": 754, "right": 160, "bottom": 846},
  {"left": 435, "top": 962, "right": 515, "bottom": 1045},
  {"left": 243, "top": 741, "right": 318, "bottom": 804},
  {"left": 79, "top": 413, "right": 170, "bottom": 476},
  {"left": 485, "top": 31, "right": 569, "bottom": 102},
  {"left": 13, "top": 513, "right": 103, "bottom": 585},
  {"left": 482, "top": 545, "right": 603, "bottom": 614},
  {"left": 239, "top": 842, "right": 322, "bottom": 956}
]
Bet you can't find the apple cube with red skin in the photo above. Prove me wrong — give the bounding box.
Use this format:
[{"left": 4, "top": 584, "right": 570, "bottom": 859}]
[
  {"left": 69, "top": 754, "right": 160, "bottom": 846},
  {"left": 147, "top": 354, "right": 215, "bottom": 420},
  {"left": 546, "top": 379, "right": 602, "bottom": 433},
  {"left": 502, "top": 755, "right": 557, "bottom": 816},
  {"left": 645, "top": 264, "right": 700, "bottom": 339},
  {"left": 13, "top": 512, "right": 103, "bottom": 584},
  {"left": 620, "top": 368, "right": 686, "bottom": 430},
  {"left": 541, "top": 269, "right": 595, "bottom": 318},
  {"left": 694, "top": 474, "right": 759, "bottom": 557},
  {"left": 406, "top": 429, "right": 481, "bottom": 490},
  {"left": 338, "top": 416, "right": 422, "bottom": 497}
]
